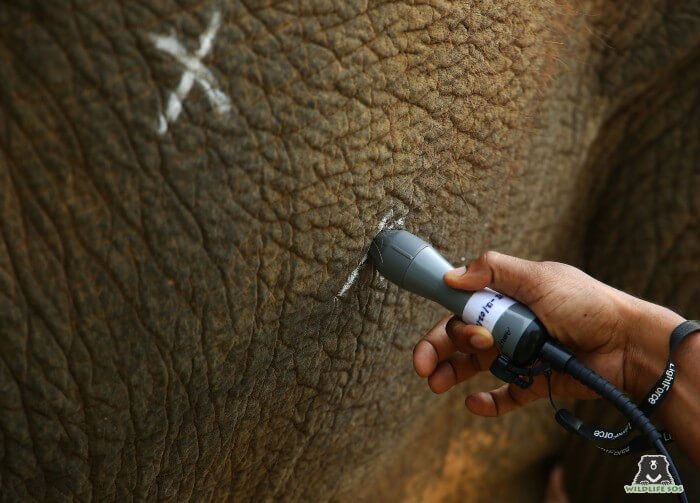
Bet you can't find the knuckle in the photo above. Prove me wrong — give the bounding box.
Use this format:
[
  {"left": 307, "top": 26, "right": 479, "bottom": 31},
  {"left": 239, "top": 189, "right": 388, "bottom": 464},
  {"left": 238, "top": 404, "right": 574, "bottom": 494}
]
[
  {"left": 489, "top": 390, "right": 502, "bottom": 416},
  {"left": 481, "top": 250, "right": 501, "bottom": 265},
  {"left": 531, "top": 261, "right": 556, "bottom": 285},
  {"left": 537, "top": 261, "right": 584, "bottom": 292},
  {"left": 470, "top": 353, "right": 482, "bottom": 372},
  {"left": 530, "top": 260, "right": 564, "bottom": 286},
  {"left": 507, "top": 385, "right": 524, "bottom": 407},
  {"left": 539, "top": 260, "right": 567, "bottom": 275}
]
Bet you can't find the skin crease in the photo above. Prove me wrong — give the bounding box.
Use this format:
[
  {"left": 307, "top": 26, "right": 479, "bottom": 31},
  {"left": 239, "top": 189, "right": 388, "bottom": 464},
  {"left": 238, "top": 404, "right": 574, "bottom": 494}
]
[
  {"left": 0, "top": 2, "right": 578, "bottom": 501},
  {"left": 0, "top": 1, "right": 699, "bottom": 502}
]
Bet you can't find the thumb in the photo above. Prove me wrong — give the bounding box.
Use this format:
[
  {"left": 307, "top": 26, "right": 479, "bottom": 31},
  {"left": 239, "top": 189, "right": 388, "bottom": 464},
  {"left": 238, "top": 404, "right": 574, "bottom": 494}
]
[{"left": 443, "top": 251, "right": 546, "bottom": 305}]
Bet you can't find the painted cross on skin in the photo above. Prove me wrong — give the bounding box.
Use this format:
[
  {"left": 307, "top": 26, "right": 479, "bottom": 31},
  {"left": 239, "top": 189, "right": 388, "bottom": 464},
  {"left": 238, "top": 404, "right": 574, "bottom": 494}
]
[{"left": 149, "top": 11, "right": 231, "bottom": 134}]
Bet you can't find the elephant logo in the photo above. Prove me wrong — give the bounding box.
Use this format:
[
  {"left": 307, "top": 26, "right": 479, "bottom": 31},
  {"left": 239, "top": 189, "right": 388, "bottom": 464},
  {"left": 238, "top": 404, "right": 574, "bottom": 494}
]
[{"left": 631, "top": 455, "right": 674, "bottom": 485}]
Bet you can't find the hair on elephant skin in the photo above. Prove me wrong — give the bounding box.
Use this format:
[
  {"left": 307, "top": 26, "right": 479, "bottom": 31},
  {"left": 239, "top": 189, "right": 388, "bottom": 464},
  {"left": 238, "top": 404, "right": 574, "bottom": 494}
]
[{"left": 0, "top": 0, "right": 698, "bottom": 501}]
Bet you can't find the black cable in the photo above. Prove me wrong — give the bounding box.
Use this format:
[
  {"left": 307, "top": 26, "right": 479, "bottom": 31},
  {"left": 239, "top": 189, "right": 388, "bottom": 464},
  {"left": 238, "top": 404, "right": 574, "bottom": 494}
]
[
  {"left": 562, "top": 357, "right": 661, "bottom": 444},
  {"left": 541, "top": 342, "right": 687, "bottom": 502},
  {"left": 655, "top": 440, "right": 688, "bottom": 503},
  {"left": 565, "top": 358, "right": 687, "bottom": 502}
]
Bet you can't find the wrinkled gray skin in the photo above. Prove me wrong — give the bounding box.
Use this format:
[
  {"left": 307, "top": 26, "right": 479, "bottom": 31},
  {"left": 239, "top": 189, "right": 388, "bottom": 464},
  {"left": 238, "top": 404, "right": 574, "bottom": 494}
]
[{"left": 0, "top": 0, "right": 698, "bottom": 501}]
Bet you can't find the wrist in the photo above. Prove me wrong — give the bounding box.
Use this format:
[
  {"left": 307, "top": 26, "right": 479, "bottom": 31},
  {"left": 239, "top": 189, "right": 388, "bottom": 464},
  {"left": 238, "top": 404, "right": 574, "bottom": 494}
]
[{"left": 623, "top": 297, "right": 686, "bottom": 401}]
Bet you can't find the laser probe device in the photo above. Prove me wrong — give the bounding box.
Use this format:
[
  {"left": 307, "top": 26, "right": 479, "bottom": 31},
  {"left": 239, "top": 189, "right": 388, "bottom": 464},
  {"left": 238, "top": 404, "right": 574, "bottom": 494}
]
[{"left": 369, "top": 230, "right": 689, "bottom": 502}]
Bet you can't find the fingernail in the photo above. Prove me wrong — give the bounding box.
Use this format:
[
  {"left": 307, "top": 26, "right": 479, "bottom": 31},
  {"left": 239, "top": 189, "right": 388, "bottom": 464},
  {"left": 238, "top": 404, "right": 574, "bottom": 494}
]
[
  {"left": 470, "top": 334, "right": 491, "bottom": 349},
  {"left": 446, "top": 265, "right": 468, "bottom": 278}
]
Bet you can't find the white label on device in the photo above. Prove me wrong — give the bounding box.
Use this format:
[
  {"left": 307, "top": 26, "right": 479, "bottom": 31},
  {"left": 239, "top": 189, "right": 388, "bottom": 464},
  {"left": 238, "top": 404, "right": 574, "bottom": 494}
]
[{"left": 462, "top": 288, "right": 517, "bottom": 332}]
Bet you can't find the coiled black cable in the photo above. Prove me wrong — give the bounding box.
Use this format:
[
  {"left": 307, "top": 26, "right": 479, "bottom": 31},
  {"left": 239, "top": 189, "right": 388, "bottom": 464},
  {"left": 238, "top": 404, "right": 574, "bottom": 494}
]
[{"left": 541, "top": 342, "right": 687, "bottom": 503}]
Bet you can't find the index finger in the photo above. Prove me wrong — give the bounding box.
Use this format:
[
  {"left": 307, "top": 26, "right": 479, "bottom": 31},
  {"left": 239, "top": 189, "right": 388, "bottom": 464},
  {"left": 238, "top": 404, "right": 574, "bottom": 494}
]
[{"left": 413, "top": 315, "right": 457, "bottom": 377}]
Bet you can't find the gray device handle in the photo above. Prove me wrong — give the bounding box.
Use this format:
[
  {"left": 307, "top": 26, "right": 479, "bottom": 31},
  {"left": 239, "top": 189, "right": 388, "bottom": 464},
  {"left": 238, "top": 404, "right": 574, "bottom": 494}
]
[{"left": 369, "top": 230, "right": 548, "bottom": 364}]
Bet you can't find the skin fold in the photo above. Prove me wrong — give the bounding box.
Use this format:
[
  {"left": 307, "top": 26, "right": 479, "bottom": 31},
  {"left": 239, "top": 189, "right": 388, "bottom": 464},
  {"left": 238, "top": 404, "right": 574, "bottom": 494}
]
[{"left": 0, "top": 0, "right": 697, "bottom": 501}]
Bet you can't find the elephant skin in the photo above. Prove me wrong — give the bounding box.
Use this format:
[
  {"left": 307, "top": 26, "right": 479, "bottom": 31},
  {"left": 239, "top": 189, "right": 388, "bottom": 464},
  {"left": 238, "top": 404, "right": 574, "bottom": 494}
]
[{"left": 0, "top": 0, "right": 698, "bottom": 501}]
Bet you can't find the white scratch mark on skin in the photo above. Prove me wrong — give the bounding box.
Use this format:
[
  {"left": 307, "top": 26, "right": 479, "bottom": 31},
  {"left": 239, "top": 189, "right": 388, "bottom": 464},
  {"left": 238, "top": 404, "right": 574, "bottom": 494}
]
[
  {"left": 150, "top": 11, "right": 231, "bottom": 134},
  {"left": 376, "top": 208, "right": 403, "bottom": 233},
  {"left": 336, "top": 209, "right": 407, "bottom": 298},
  {"left": 337, "top": 261, "right": 364, "bottom": 297}
]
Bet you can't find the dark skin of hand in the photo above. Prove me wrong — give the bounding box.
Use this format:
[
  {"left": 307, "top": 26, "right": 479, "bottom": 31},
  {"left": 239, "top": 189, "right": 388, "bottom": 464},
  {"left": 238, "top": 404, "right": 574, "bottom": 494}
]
[{"left": 412, "top": 251, "right": 699, "bottom": 467}]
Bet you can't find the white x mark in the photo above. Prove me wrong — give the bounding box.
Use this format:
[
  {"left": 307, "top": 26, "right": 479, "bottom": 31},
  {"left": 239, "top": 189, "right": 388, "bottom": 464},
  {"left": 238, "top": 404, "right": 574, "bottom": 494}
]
[{"left": 149, "top": 11, "right": 231, "bottom": 134}]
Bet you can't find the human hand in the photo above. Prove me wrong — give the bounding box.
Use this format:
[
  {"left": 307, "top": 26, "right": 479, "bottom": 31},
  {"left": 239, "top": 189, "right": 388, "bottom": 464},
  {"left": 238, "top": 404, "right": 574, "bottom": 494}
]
[{"left": 412, "top": 251, "right": 683, "bottom": 417}]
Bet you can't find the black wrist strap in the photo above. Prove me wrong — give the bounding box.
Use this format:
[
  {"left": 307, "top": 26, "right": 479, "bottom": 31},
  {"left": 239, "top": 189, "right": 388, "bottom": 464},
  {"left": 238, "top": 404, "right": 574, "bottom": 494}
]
[{"left": 549, "top": 320, "right": 700, "bottom": 456}]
